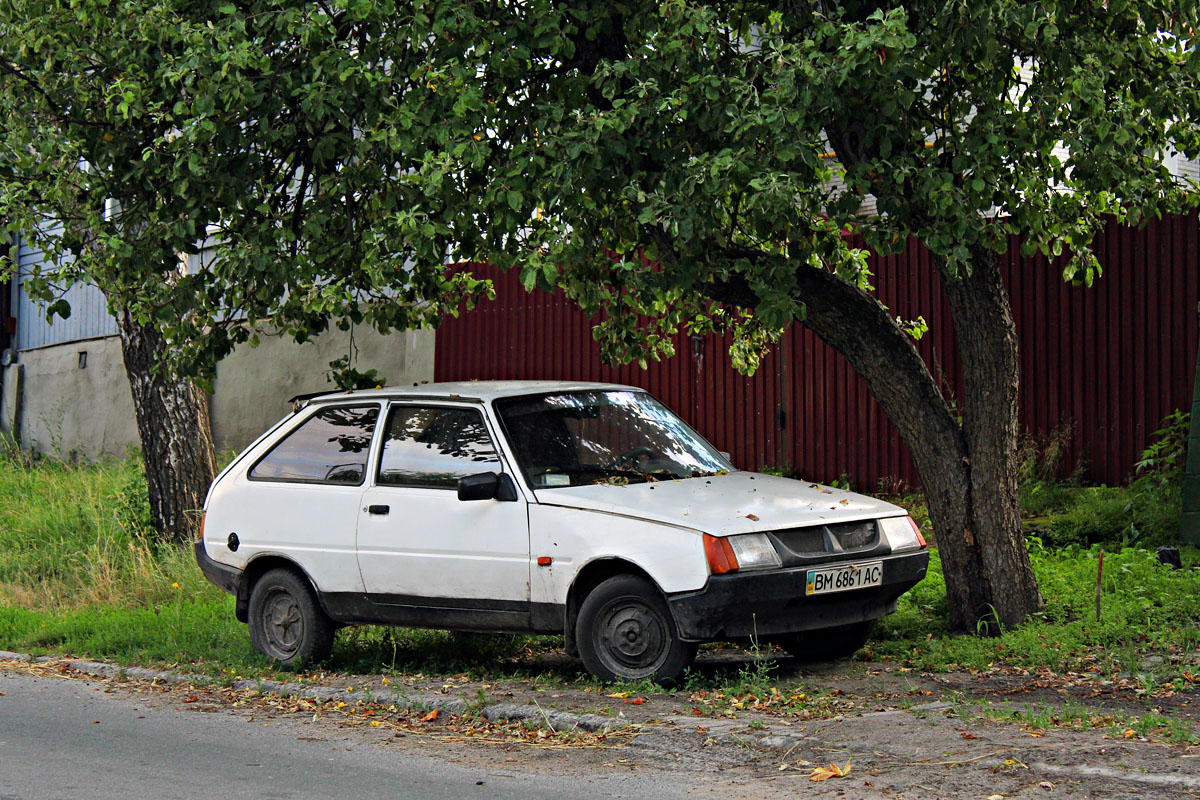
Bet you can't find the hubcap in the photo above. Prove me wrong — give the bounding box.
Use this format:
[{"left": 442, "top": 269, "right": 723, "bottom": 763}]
[
  {"left": 598, "top": 599, "right": 667, "bottom": 675},
  {"left": 262, "top": 589, "right": 302, "bottom": 655}
]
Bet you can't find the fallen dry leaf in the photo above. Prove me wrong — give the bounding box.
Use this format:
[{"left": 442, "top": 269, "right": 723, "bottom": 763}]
[
  {"left": 607, "top": 691, "right": 630, "bottom": 699},
  {"left": 1123, "top": 728, "right": 1136, "bottom": 739},
  {"left": 420, "top": 708, "right": 440, "bottom": 722},
  {"left": 809, "top": 761, "right": 851, "bottom": 782},
  {"left": 746, "top": 513, "right": 760, "bottom": 521},
  {"left": 960, "top": 731, "right": 978, "bottom": 739},
  {"left": 1039, "top": 781, "right": 1054, "bottom": 790},
  {"left": 623, "top": 697, "right": 645, "bottom": 705},
  {"left": 182, "top": 696, "right": 199, "bottom": 703}
]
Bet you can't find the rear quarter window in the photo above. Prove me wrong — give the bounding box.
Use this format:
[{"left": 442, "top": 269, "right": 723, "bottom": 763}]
[{"left": 249, "top": 405, "right": 380, "bottom": 485}]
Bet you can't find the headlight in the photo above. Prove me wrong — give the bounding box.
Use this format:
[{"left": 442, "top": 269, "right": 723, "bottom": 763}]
[
  {"left": 727, "top": 533, "right": 783, "bottom": 571},
  {"left": 704, "top": 532, "right": 782, "bottom": 574},
  {"left": 879, "top": 515, "right": 927, "bottom": 552}
]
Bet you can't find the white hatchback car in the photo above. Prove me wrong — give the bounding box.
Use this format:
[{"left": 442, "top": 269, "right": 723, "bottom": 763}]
[{"left": 196, "top": 381, "right": 929, "bottom": 682}]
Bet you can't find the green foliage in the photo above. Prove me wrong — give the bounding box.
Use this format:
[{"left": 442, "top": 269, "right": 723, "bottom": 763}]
[
  {"left": 355, "top": 1, "right": 1197, "bottom": 372},
  {"left": 1033, "top": 487, "right": 1132, "bottom": 548},
  {"left": 0, "top": 451, "right": 201, "bottom": 609},
  {"left": 108, "top": 457, "right": 156, "bottom": 542},
  {"left": 325, "top": 355, "right": 387, "bottom": 392},
  {"left": 1125, "top": 410, "right": 1188, "bottom": 545},
  {"left": 0, "top": 456, "right": 1196, "bottom": 696},
  {"left": 1134, "top": 410, "right": 1189, "bottom": 489},
  {"left": 0, "top": 0, "right": 490, "bottom": 380},
  {"left": 3, "top": 1, "right": 1194, "bottom": 380},
  {"left": 1017, "top": 421, "right": 1079, "bottom": 487},
  {"left": 1020, "top": 413, "right": 1187, "bottom": 548},
  {"left": 874, "top": 543, "right": 1200, "bottom": 681}
]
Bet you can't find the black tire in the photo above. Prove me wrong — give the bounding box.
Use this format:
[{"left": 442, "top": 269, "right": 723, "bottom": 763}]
[
  {"left": 576, "top": 574, "right": 697, "bottom": 685},
  {"left": 776, "top": 620, "right": 875, "bottom": 662},
  {"left": 247, "top": 568, "right": 334, "bottom": 668}
]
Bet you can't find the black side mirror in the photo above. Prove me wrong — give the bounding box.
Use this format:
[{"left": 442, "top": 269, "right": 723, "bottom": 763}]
[{"left": 457, "top": 471, "right": 518, "bottom": 502}]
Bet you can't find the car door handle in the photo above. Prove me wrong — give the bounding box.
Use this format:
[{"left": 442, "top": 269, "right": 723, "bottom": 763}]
[{"left": 367, "top": 504, "right": 390, "bottom": 515}]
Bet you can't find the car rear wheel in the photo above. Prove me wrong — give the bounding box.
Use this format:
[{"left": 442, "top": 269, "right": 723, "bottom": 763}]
[
  {"left": 776, "top": 620, "right": 874, "bottom": 662},
  {"left": 248, "top": 568, "right": 334, "bottom": 668},
  {"left": 576, "top": 574, "right": 697, "bottom": 685}
]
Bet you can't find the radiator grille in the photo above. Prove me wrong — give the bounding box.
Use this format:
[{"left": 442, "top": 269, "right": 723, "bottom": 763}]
[{"left": 772, "top": 520, "right": 878, "bottom": 555}]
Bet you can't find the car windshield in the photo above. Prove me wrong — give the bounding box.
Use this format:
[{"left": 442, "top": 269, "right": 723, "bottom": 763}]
[{"left": 495, "top": 390, "right": 733, "bottom": 488}]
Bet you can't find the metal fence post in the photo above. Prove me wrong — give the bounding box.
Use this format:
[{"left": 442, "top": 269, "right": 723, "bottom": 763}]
[{"left": 1182, "top": 302, "right": 1200, "bottom": 545}]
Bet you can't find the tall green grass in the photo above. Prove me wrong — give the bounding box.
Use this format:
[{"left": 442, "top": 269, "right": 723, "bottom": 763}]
[
  {"left": 0, "top": 445, "right": 258, "bottom": 667},
  {"left": 874, "top": 542, "right": 1200, "bottom": 678},
  {"left": 0, "top": 449, "right": 209, "bottom": 610}
]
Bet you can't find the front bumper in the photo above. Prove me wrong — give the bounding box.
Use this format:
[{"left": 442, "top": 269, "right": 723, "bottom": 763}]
[{"left": 667, "top": 549, "right": 929, "bottom": 641}]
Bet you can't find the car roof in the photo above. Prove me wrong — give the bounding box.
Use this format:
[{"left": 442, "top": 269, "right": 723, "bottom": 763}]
[{"left": 299, "top": 380, "right": 644, "bottom": 407}]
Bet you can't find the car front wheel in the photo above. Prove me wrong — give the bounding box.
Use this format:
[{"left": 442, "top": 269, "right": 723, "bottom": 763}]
[
  {"left": 576, "top": 574, "right": 696, "bottom": 685},
  {"left": 247, "top": 568, "right": 334, "bottom": 668}
]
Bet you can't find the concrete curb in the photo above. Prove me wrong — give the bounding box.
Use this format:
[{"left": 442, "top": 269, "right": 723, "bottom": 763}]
[{"left": 0, "top": 651, "right": 626, "bottom": 733}]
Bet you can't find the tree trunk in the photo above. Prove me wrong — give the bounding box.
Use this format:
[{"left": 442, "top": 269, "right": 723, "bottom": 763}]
[
  {"left": 115, "top": 307, "right": 217, "bottom": 544},
  {"left": 938, "top": 250, "right": 1044, "bottom": 629},
  {"left": 706, "top": 256, "right": 1042, "bottom": 631}
]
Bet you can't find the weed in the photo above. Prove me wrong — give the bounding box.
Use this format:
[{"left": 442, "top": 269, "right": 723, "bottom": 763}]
[
  {"left": 1017, "top": 421, "right": 1079, "bottom": 487},
  {"left": 828, "top": 472, "right": 854, "bottom": 491},
  {"left": 1134, "top": 410, "right": 1189, "bottom": 486},
  {"left": 873, "top": 544, "right": 1200, "bottom": 679},
  {"left": 876, "top": 475, "right": 910, "bottom": 496},
  {"left": 1123, "top": 410, "right": 1188, "bottom": 546},
  {"left": 462, "top": 687, "right": 490, "bottom": 718},
  {"left": 607, "top": 676, "right": 658, "bottom": 696}
]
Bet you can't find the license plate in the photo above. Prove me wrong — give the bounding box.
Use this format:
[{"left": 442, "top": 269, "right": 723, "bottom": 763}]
[{"left": 806, "top": 561, "right": 883, "bottom": 595}]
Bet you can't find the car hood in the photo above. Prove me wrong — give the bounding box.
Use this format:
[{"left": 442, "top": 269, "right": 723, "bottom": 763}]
[{"left": 531, "top": 471, "right": 906, "bottom": 536}]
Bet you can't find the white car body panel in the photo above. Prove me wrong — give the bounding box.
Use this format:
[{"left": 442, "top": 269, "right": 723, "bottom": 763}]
[
  {"left": 357, "top": 482, "right": 531, "bottom": 602},
  {"left": 528, "top": 504, "right": 709, "bottom": 603},
  {"left": 203, "top": 465, "right": 369, "bottom": 594},
  {"left": 531, "top": 472, "right": 907, "bottom": 536}
]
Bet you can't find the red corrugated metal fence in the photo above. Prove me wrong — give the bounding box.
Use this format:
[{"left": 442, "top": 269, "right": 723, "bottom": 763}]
[{"left": 435, "top": 213, "right": 1200, "bottom": 488}]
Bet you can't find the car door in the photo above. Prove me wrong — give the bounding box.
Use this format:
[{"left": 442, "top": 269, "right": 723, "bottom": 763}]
[
  {"left": 356, "top": 402, "right": 531, "bottom": 628},
  {"left": 233, "top": 403, "right": 381, "bottom": 593}
]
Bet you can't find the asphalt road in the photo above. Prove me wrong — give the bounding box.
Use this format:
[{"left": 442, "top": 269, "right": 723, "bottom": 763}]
[{"left": 0, "top": 672, "right": 735, "bottom": 800}]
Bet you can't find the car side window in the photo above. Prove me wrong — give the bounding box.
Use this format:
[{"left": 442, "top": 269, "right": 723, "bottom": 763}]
[
  {"left": 377, "top": 405, "right": 500, "bottom": 488},
  {"left": 249, "top": 405, "right": 380, "bottom": 485}
]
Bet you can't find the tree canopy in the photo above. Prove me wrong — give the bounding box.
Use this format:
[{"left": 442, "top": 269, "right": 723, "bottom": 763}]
[
  {"left": 401, "top": 1, "right": 1199, "bottom": 367},
  {"left": 1, "top": 0, "right": 1197, "bottom": 621},
  {"left": 6, "top": 1, "right": 1194, "bottom": 375},
  {"left": 0, "top": 0, "right": 487, "bottom": 379}
]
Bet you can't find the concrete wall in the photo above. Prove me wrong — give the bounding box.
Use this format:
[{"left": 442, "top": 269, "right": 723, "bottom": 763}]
[
  {"left": 209, "top": 327, "right": 435, "bottom": 452},
  {"left": 0, "top": 327, "right": 435, "bottom": 459},
  {"left": 0, "top": 336, "right": 139, "bottom": 458}
]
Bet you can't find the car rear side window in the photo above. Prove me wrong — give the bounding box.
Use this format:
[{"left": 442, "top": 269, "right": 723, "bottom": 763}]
[
  {"left": 249, "top": 405, "right": 380, "bottom": 485},
  {"left": 377, "top": 405, "right": 499, "bottom": 488}
]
